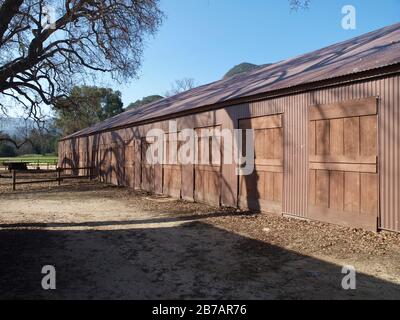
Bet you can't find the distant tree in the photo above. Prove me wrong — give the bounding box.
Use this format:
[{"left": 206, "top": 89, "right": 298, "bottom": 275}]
[
  {"left": 16, "top": 141, "right": 34, "bottom": 155},
  {"left": 165, "top": 78, "right": 196, "bottom": 97},
  {"left": 28, "top": 126, "right": 58, "bottom": 155},
  {"left": 0, "top": 120, "right": 59, "bottom": 155},
  {"left": 0, "top": 143, "right": 16, "bottom": 157},
  {"left": 0, "top": 130, "right": 30, "bottom": 150},
  {"left": 99, "top": 89, "right": 124, "bottom": 120},
  {"left": 0, "top": 130, "right": 15, "bottom": 156},
  {"left": 223, "top": 63, "right": 260, "bottom": 79},
  {"left": 0, "top": 0, "right": 163, "bottom": 119},
  {"left": 54, "top": 86, "right": 124, "bottom": 136},
  {"left": 127, "top": 95, "right": 164, "bottom": 110}
]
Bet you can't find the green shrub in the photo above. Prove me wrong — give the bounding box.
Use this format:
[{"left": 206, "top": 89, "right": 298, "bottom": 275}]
[{"left": 0, "top": 144, "right": 17, "bottom": 157}]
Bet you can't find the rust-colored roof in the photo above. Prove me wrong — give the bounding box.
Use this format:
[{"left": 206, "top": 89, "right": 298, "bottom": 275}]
[{"left": 64, "top": 22, "right": 400, "bottom": 140}]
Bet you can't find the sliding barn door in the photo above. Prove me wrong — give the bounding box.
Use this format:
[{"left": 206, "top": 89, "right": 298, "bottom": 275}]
[
  {"left": 308, "top": 98, "right": 379, "bottom": 231},
  {"left": 124, "top": 140, "right": 135, "bottom": 188},
  {"left": 163, "top": 133, "right": 182, "bottom": 198},
  {"left": 141, "top": 138, "right": 156, "bottom": 193},
  {"left": 112, "top": 142, "right": 124, "bottom": 186},
  {"left": 194, "top": 126, "right": 222, "bottom": 206},
  {"left": 239, "top": 114, "right": 284, "bottom": 214},
  {"left": 99, "top": 145, "right": 111, "bottom": 183},
  {"left": 79, "top": 149, "right": 87, "bottom": 176}
]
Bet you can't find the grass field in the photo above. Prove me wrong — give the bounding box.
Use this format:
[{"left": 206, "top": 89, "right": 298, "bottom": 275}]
[{"left": 0, "top": 154, "right": 58, "bottom": 165}]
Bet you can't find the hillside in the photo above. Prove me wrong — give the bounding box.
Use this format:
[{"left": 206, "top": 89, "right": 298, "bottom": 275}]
[
  {"left": 223, "top": 62, "right": 272, "bottom": 79},
  {"left": 223, "top": 63, "right": 259, "bottom": 79}
]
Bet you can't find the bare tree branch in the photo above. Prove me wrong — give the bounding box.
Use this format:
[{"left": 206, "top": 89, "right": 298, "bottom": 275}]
[
  {"left": 0, "top": 0, "right": 24, "bottom": 43},
  {"left": 0, "top": 0, "right": 163, "bottom": 119},
  {"left": 165, "top": 78, "right": 196, "bottom": 97},
  {"left": 0, "top": 136, "right": 31, "bottom": 149}
]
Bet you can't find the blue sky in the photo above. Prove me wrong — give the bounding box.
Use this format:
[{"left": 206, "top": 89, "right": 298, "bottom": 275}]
[{"left": 115, "top": 0, "right": 400, "bottom": 106}]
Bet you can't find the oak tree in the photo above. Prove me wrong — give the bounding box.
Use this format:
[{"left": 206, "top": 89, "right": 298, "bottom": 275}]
[{"left": 0, "top": 0, "right": 163, "bottom": 118}]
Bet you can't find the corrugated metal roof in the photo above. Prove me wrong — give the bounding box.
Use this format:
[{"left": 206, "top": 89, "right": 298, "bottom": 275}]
[{"left": 64, "top": 22, "right": 400, "bottom": 140}]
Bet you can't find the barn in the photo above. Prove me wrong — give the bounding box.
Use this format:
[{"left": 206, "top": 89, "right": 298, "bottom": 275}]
[{"left": 59, "top": 23, "right": 400, "bottom": 233}]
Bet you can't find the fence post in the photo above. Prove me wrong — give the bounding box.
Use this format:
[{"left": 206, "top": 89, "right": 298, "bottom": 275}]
[
  {"left": 57, "top": 168, "right": 62, "bottom": 186},
  {"left": 12, "top": 170, "right": 16, "bottom": 191}
]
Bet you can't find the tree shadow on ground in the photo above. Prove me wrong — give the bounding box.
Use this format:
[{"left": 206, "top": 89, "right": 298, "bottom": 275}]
[
  {"left": 0, "top": 211, "right": 252, "bottom": 229},
  {"left": 0, "top": 220, "right": 399, "bottom": 300}
]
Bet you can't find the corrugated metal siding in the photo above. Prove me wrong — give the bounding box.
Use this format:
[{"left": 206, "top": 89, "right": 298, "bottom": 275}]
[
  {"left": 380, "top": 76, "right": 400, "bottom": 232},
  {"left": 282, "top": 93, "right": 309, "bottom": 217}
]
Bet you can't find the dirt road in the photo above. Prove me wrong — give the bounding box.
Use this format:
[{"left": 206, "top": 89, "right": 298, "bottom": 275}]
[{"left": 0, "top": 182, "right": 399, "bottom": 299}]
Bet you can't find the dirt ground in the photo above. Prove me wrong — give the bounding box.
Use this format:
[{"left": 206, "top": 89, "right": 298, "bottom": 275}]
[{"left": 0, "top": 178, "right": 399, "bottom": 300}]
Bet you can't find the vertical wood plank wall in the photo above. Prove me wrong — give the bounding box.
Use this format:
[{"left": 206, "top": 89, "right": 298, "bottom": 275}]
[
  {"left": 307, "top": 99, "right": 379, "bottom": 230},
  {"left": 59, "top": 74, "right": 400, "bottom": 233}
]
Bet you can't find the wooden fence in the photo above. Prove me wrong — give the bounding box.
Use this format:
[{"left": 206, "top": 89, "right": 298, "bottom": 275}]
[{"left": 0, "top": 167, "right": 95, "bottom": 191}]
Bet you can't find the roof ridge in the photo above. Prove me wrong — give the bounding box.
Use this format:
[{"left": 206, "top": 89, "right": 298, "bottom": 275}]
[{"left": 63, "top": 22, "right": 400, "bottom": 140}]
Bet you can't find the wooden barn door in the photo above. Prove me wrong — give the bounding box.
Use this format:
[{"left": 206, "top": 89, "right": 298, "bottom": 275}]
[
  {"left": 98, "top": 146, "right": 104, "bottom": 181},
  {"left": 99, "top": 145, "right": 111, "bottom": 183},
  {"left": 163, "top": 133, "right": 182, "bottom": 198},
  {"left": 308, "top": 98, "right": 379, "bottom": 231},
  {"left": 238, "top": 114, "right": 284, "bottom": 214},
  {"left": 109, "top": 145, "right": 115, "bottom": 183},
  {"left": 134, "top": 139, "right": 142, "bottom": 189},
  {"left": 109, "top": 143, "right": 115, "bottom": 185},
  {"left": 141, "top": 137, "right": 156, "bottom": 192},
  {"left": 106, "top": 146, "right": 113, "bottom": 183},
  {"left": 124, "top": 140, "right": 135, "bottom": 188},
  {"left": 79, "top": 149, "right": 87, "bottom": 176},
  {"left": 194, "top": 126, "right": 222, "bottom": 206}
]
